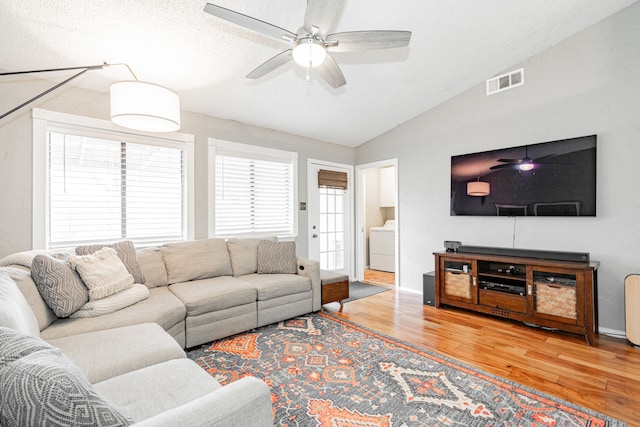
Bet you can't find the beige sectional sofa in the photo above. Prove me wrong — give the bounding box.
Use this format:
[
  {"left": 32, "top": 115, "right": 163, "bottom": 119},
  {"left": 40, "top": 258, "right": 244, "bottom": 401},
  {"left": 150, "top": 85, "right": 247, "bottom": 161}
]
[{"left": 0, "top": 237, "right": 321, "bottom": 426}]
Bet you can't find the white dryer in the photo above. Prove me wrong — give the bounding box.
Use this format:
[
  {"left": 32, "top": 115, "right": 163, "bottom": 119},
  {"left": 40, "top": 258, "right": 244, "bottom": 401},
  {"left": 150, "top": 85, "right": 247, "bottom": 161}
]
[{"left": 369, "top": 220, "right": 395, "bottom": 272}]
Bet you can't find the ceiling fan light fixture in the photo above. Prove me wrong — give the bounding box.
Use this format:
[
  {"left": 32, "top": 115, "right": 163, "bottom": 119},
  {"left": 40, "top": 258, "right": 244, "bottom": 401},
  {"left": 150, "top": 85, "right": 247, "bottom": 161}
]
[
  {"left": 292, "top": 38, "right": 326, "bottom": 67},
  {"left": 518, "top": 161, "right": 535, "bottom": 171},
  {"left": 110, "top": 81, "right": 181, "bottom": 132}
]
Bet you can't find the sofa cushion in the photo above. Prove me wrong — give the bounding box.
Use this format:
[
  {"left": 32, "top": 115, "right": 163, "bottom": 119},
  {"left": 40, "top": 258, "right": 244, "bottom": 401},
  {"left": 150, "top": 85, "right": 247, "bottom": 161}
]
[
  {"left": 70, "top": 284, "right": 149, "bottom": 319},
  {"left": 48, "top": 323, "right": 186, "bottom": 384},
  {"left": 161, "top": 239, "right": 233, "bottom": 284},
  {"left": 69, "top": 247, "right": 134, "bottom": 301},
  {"left": 0, "top": 327, "right": 132, "bottom": 427},
  {"left": 0, "top": 273, "right": 40, "bottom": 337},
  {"left": 238, "top": 273, "right": 311, "bottom": 301},
  {"left": 76, "top": 241, "right": 145, "bottom": 284},
  {"left": 31, "top": 253, "right": 89, "bottom": 318},
  {"left": 226, "top": 236, "right": 277, "bottom": 277},
  {"left": 169, "top": 276, "right": 256, "bottom": 315},
  {"left": 2, "top": 266, "right": 57, "bottom": 331},
  {"left": 136, "top": 247, "right": 168, "bottom": 288},
  {"left": 40, "top": 287, "right": 185, "bottom": 342},
  {"left": 257, "top": 240, "right": 297, "bottom": 274},
  {"left": 94, "top": 359, "right": 221, "bottom": 423}
]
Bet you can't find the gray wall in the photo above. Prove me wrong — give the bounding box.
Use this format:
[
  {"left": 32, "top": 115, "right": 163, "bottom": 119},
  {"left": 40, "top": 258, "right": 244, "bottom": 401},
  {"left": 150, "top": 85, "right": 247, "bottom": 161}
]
[
  {"left": 356, "top": 2, "right": 640, "bottom": 334},
  {"left": 0, "top": 85, "right": 355, "bottom": 258}
]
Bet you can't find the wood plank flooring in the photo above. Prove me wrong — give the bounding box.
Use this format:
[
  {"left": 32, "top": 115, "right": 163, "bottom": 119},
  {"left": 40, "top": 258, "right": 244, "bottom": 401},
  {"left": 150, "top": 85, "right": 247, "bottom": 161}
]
[
  {"left": 363, "top": 269, "right": 395, "bottom": 286},
  {"left": 323, "top": 289, "right": 640, "bottom": 425}
]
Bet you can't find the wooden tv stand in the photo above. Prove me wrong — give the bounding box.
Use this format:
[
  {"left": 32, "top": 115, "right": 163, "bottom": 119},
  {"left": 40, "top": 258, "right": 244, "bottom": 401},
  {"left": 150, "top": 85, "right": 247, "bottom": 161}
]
[{"left": 434, "top": 251, "right": 598, "bottom": 345}]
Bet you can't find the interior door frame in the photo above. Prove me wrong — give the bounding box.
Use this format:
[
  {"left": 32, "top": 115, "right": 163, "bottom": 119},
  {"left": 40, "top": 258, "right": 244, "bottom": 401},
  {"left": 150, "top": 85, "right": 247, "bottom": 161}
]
[
  {"left": 307, "top": 159, "right": 355, "bottom": 279},
  {"left": 355, "top": 159, "right": 399, "bottom": 287}
]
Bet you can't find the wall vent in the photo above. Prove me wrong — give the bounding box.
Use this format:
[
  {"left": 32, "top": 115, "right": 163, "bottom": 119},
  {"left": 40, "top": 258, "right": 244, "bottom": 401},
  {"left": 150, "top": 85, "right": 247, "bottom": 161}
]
[{"left": 486, "top": 68, "right": 524, "bottom": 95}]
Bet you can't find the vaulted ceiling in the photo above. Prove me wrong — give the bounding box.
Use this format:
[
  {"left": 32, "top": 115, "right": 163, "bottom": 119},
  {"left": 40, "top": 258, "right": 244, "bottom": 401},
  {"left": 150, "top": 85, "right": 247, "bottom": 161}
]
[{"left": 1, "top": 0, "right": 637, "bottom": 146}]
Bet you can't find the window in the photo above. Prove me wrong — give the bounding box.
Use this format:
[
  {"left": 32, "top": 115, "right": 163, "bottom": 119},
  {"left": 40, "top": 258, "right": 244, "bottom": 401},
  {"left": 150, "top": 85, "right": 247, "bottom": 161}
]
[
  {"left": 209, "top": 140, "right": 297, "bottom": 238},
  {"left": 33, "top": 109, "right": 194, "bottom": 249}
]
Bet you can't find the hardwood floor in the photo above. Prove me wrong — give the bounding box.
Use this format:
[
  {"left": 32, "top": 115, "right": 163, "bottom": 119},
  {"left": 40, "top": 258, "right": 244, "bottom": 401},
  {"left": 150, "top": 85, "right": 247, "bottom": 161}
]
[
  {"left": 363, "top": 269, "right": 395, "bottom": 286},
  {"left": 323, "top": 289, "right": 640, "bottom": 425}
]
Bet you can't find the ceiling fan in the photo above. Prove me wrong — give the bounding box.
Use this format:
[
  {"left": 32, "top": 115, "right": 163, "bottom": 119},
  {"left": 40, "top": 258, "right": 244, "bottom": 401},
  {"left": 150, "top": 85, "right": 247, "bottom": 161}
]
[
  {"left": 203, "top": 0, "right": 411, "bottom": 88},
  {"left": 490, "top": 146, "right": 557, "bottom": 172}
]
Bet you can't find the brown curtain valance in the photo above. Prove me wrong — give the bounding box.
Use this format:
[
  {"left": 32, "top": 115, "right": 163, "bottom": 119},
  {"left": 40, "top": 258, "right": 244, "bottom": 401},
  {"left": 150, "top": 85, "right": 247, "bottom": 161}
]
[{"left": 318, "top": 169, "right": 348, "bottom": 190}]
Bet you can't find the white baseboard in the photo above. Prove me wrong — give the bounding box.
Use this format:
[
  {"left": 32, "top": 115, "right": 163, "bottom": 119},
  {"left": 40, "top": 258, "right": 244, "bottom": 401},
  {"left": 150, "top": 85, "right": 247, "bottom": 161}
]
[
  {"left": 598, "top": 326, "right": 626, "bottom": 339},
  {"left": 398, "top": 287, "right": 421, "bottom": 295}
]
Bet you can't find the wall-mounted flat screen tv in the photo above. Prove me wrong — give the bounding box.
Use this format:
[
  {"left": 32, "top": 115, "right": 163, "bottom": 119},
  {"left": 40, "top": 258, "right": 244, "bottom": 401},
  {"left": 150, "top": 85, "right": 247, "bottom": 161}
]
[{"left": 451, "top": 135, "right": 596, "bottom": 216}]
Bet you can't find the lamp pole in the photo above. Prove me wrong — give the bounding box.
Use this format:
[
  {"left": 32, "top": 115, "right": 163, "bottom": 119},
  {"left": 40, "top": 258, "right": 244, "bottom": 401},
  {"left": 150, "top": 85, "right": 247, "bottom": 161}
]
[{"left": 0, "top": 63, "right": 108, "bottom": 121}]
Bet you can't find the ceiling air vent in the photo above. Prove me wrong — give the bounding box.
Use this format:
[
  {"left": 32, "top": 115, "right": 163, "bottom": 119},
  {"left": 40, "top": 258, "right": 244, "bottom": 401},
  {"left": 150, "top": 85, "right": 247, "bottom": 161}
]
[{"left": 486, "top": 68, "right": 524, "bottom": 96}]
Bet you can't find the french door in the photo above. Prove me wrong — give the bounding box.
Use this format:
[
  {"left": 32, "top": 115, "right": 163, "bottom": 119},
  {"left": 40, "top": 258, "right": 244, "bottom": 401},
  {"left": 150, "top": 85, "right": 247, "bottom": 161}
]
[{"left": 308, "top": 160, "right": 353, "bottom": 276}]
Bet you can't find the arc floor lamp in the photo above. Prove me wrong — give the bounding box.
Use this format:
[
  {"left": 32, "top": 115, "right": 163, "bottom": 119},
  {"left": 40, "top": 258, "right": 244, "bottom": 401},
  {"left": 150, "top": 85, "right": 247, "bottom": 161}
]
[{"left": 0, "top": 62, "right": 181, "bottom": 133}]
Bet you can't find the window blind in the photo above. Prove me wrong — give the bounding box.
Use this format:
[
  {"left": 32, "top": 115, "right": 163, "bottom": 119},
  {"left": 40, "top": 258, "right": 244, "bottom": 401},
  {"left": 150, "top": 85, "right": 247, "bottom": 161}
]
[
  {"left": 48, "top": 132, "right": 185, "bottom": 247},
  {"left": 318, "top": 169, "right": 348, "bottom": 189},
  {"left": 214, "top": 153, "right": 295, "bottom": 237}
]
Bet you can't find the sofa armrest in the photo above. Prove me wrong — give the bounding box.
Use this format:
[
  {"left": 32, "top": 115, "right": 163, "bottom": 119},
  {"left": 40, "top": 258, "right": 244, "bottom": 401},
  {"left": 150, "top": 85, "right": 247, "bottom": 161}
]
[
  {"left": 297, "top": 257, "right": 321, "bottom": 311},
  {"left": 133, "top": 376, "right": 272, "bottom": 427}
]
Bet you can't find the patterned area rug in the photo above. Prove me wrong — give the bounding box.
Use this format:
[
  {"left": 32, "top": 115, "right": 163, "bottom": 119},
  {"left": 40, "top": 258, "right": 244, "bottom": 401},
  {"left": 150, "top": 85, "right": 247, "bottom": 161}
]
[{"left": 188, "top": 313, "right": 624, "bottom": 427}]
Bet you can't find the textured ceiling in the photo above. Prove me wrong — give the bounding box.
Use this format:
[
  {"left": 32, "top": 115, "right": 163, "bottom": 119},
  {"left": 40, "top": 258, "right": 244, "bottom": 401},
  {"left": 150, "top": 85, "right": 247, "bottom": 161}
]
[{"left": 1, "top": 0, "right": 637, "bottom": 147}]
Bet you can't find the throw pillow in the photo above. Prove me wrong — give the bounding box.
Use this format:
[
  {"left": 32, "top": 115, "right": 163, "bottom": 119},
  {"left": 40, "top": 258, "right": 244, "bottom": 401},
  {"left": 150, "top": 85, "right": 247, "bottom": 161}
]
[
  {"left": 0, "top": 328, "right": 132, "bottom": 427},
  {"left": 75, "top": 241, "right": 145, "bottom": 284},
  {"left": 70, "top": 284, "right": 149, "bottom": 318},
  {"left": 0, "top": 326, "right": 50, "bottom": 365},
  {"left": 31, "top": 254, "right": 89, "bottom": 318},
  {"left": 68, "top": 248, "right": 134, "bottom": 301},
  {"left": 257, "top": 240, "right": 298, "bottom": 274}
]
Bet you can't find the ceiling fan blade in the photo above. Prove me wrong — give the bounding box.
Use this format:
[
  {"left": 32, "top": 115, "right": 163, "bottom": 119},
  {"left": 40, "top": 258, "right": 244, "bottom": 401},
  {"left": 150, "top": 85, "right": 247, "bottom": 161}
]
[
  {"left": 496, "top": 158, "right": 519, "bottom": 163},
  {"left": 317, "top": 53, "right": 346, "bottom": 88},
  {"left": 326, "top": 30, "right": 411, "bottom": 52},
  {"left": 489, "top": 163, "right": 515, "bottom": 171},
  {"left": 204, "top": 3, "right": 297, "bottom": 42},
  {"left": 246, "top": 50, "right": 293, "bottom": 79},
  {"left": 304, "top": 0, "right": 343, "bottom": 37}
]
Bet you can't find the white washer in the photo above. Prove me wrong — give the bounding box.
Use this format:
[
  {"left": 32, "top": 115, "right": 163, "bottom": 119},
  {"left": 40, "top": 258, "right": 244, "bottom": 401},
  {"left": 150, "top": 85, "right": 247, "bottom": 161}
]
[{"left": 369, "top": 220, "right": 395, "bottom": 272}]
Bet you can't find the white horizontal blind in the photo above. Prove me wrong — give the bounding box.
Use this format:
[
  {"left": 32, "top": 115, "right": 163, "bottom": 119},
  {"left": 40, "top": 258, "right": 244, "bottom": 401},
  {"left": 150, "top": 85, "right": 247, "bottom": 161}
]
[
  {"left": 214, "top": 152, "right": 295, "bottom": 237},
  {"left": 48, "top": 132, "right": 185, "bottom": 247}
]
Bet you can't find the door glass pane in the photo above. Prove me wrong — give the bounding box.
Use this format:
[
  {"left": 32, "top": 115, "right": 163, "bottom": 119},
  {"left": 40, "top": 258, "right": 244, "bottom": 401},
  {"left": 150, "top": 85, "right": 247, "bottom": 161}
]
[
  {"left": 318, "top": 187, "right": 346, "bottom": 271},
  {"left": 327, "top": 214, "right": 336, "bottom": 232}
]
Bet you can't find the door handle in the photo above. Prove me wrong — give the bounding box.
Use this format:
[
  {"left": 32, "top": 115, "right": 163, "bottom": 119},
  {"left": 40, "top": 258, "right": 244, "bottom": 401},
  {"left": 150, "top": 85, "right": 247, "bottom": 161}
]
[{"left": 312, "top": 234, "right": 318, "bottom": 238}]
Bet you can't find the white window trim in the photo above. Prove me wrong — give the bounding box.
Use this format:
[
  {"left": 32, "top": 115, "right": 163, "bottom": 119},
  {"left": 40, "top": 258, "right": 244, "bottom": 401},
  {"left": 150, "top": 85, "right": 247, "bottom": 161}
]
[
  {"left": 32, "top": 108, "right": 195, "bottom": 249},
  {"left": 208, "top": 139, "right": 298, "bottom": 239}
]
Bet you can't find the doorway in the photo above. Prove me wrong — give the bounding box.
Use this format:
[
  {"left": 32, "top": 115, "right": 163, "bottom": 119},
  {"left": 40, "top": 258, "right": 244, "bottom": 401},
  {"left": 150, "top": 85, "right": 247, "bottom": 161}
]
[
  {"left": 307, "top": 160, "right": 353, "bottom": 277},
  {"left": 355, "top": 160, "right": 398, "bottom": 288}
]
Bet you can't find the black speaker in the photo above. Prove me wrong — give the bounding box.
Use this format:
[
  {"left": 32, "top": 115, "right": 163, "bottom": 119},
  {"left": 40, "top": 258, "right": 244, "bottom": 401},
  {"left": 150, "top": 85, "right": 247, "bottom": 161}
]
[
  {"left": 423, "top": 271, "right": 435, "bottom": 306},
  {"left": 457, "top": 245, "right": 589, "bottom": 263}
]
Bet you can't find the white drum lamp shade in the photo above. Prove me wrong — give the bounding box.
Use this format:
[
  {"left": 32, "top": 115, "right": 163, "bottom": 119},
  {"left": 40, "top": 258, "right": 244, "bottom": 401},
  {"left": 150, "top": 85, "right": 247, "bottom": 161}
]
[
  {"left": 110, "top": 81, "right": 181, "bottom": 132},
  {"left": 292, "top": 39, "right": 327, "bottom": 67},
  {"left": 467, "top": 180, "right": 490, "bottom": 196}
]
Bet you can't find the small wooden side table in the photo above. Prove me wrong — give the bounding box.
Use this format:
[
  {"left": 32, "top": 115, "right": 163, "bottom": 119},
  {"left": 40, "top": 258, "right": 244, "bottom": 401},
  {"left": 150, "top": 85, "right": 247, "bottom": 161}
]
[{"left": 320, "top": 270, "right": 349, "bottom": 308}]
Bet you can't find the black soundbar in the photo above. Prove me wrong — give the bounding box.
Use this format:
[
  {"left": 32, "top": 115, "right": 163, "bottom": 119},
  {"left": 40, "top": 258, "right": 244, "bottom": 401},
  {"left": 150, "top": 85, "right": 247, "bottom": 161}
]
[{"left": 457, "top": 245, "right": 589, "bottom": 263}]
